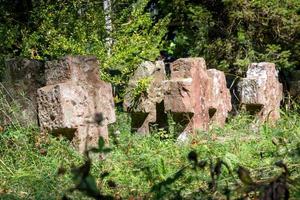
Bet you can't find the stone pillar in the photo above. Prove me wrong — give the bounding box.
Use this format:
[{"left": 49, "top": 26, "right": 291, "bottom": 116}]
[
  {"left": 123, "top": 61, "right": 167, "bottom": 135},
  {"left": 207, "top": 69, "right": 232, "bottom": 127},
  {"left": 0, "top": 58, "right": 45, "bottom": 126},
  {"left": 238, "top": 62, "right": 282, "bottom": 122},
  {"left": 164, "top": 58, "right": 212, "bottom": 133},
  {"left": 37, "top": 56, "right": 115, "bottom": 153}
]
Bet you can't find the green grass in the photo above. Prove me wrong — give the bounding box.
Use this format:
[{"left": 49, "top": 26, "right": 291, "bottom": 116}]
[
  {"left": 0, "top": 111, "right": 299, "bottom": 199},
  {"left": 0, "top": 126, "right": 85, "bottom": 199},
  {"left": 100, "top": 112, "right": 300, "bottom": 199}
]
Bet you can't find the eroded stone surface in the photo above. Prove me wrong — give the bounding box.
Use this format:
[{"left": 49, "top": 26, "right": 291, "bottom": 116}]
[
  {"left": 164, "top": 58, "right": 212, "bottom": 133},
  {"left": 45, "top": 56, "right": 100, "bottom": 85},
  {"left": 238, "top": 62, "right": 282, "bottom": 122},
  {"left": 207, "top": 69, "right": 232, "bottom": 127},
  {"left": 37, "top": 56, "right": 115, "bottom": 153},
  {"left": 125, "top": 58, "right": 233, "bottom": 135},
  {"left": 123, "top": 61, "right": 166, "bottom": 135},
  {"left": 0, "top": 58, "right": 45, "bottom": 126}
]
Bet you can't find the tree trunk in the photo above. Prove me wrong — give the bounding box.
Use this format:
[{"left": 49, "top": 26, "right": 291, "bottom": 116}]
[{"left": 103, "top": 0, "right": 113, "bottom": 55}]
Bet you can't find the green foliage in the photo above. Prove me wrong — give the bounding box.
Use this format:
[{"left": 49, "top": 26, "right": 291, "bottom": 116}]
[
  {"left": 167, "top": 112, "right": 184, "bottom": 138},
  {"left": 0, "top": 111, "right": 300, "bottom": 199},
  {"left": 64, "top": 135, "right": 114, "bottom": 200},
  {"left": 152, "top": 112, "right": 184, "bottom": 140},
  {"left": 0, "top": 1, "right": 300, "bottom": 199},
  {"left": 0, "top": 126, "right": 84, "bottom": 199},
  {"left": 0, "top": 2, "right": 22, "bottom": 80},
  {"left": 0, "top": 0, "right": 107, "bottom": 80},
  {"left": 101, "top": 0, "right": 169, "bottom": 90},
  {"left": 98, "top": 111, "right": 300, "bottom": 198},
  {"left": 0, "top": 0, "right": 169, "bottom": 98},
  {"left": 132, "top": 76, "right": 153, "bottom": 98},
  {"left": 1, "top": 0, "right": 298, "bottom": 96},
  {"left": 0, "top": 85, "right": 25, "bottom": 128},
  {"left": 159, "top": 0, "right": 300, "bottom": 72},
  {"left": 21, "top": 1, "right": 107, "bottom": 60}
]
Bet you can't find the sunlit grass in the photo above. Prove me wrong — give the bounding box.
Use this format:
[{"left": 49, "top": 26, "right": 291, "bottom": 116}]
[{"left": 0, "top": 111, "right": 299, "bottom": 199}]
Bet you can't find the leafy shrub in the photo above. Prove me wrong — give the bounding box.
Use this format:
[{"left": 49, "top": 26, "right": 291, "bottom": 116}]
[
  {"left": 0, "top": 0, "right": 169, "bottom": 97},
  {"left": 157, "top": 0, "right": 300, "bottom": 72},
  {"left": 1, "top": 0, "right": 298, "bottom": 97}
]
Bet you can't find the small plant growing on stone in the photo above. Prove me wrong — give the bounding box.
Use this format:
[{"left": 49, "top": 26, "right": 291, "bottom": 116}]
[
  {"left": 132, "top": 77, "right": 153, "bottom": 100},
  {"left": 167, "top": 112, "right": 184, "bottom": 138}
]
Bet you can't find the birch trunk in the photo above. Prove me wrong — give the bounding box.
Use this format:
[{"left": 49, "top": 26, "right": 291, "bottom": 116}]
[{"left": 103, "top": 0, "right": 113, "bottom": 55}]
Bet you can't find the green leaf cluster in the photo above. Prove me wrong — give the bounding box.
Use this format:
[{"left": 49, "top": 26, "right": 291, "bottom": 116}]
[
  {"left": 0, "top": 0, "right": 169, "bottom": 90},
  {"left": 21, "top": 0, "right": 107, "bottom": 59},
  {"left": 132, "top": 76, "right": 153, "bottom": 98},
  {"left": 101, "top": 0, "right": 169, "bottom": 88},
  {"left": 158, "top": 0, "right": 300, "bottom": 73},
  {"left": 0, "top": 0, "right": 299, "bottom": 87}
]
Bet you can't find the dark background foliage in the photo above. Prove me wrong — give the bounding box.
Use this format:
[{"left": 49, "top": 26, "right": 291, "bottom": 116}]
[{"left": 1, "top": 0, "right": 299, "bottom": 83}]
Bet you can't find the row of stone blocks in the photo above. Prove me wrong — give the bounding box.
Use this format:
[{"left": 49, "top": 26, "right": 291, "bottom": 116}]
[
  {"left": 124, "top": 58, "right": 283, "bottom": 135},
  {"left": 0, "top": 56, "right": 283, "bottom": 152},
  {"left": 1, "top": 56, "right": 115, "bottom": 153}
]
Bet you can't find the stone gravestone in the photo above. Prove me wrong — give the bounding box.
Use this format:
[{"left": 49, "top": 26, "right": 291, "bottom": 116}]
[
  {"left": 37, "top": 56, "right": 115, "bottom": 153},
  {"left": 0, "top": 58, "right": 45, "bottom": 126},
  {"left": 207, "top": 69, "right": 232, "bottom": 127},
  {"left": 164, "top": 58, "right": 232, "bottom": 133},
  {"left": 123, "top": 61, "right": 167, "bottom": 135},
  {"left": 125, "top": 58, "right": 232, "bottom": 135},
  {"left": 164, "top": 58, "right": 212, "bottom": 133},
  {"left": 238, "top": 62, "right": 282, "bottom": 122}
]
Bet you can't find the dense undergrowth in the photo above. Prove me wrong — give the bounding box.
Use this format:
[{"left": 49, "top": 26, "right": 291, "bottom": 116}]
[{"left": 0, "top": 110, "right": 299, "bottom": 199}]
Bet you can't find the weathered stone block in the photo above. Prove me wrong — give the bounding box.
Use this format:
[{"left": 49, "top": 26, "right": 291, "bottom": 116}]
[
  {"left": 3, "top": 58, "right": 45, "bottom": 84},
  {"left": 169, "top": 57, "right": 207, "bottom": 79},
  {"left": 45, "top": 56, "right": 100, "bottom": 85},
  {"left": 37, "top": 82, "right": 92, "bottom": 130},
  {"left": 164, "top": 80, "right": 194, "bottom": 113},
  {"left": 37, "top": 82, "right": 114, "bottom": 152},
  {"left": 164, "top": 58, "right": 212, "bottom": 133},
  {"left": 93, "top": 81, "right": 116, "bottom": 125},
  {"left": 0, "top": 58, "right": 45, "bottom": 126},
  {"left": 238, "top": 79, "right": 260, "bottom": 104},
  {"left": 207, "top": 69, "right": 232, "bottom": 127},
  {"left": 37, "top": 56, "right": 115, "bottom": 153},
  {"left": 238, "top": 62, "right": 282, "bottom": 122},
  {"left": 125, "top": 58, "right": 233, "bottom": 135},
  {"left": 123, "top": 61, "right": 166, "bottom": 135}
]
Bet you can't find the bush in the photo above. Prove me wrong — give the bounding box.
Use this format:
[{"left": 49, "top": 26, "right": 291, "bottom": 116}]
[
  {"left": 0, "top": 0, "right": 169, "bottom": 98},
  {"left": 157, "top": 0, "right": 300, "bottom": 73}
]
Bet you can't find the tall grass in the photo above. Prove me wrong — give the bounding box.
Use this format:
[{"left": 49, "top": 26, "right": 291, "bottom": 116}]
[
  {"left": 98, "top": 111, "right": 300, "bottom": 199},
  {"left": 0, "top": 108, "right": 299, "bottom": 199}
]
